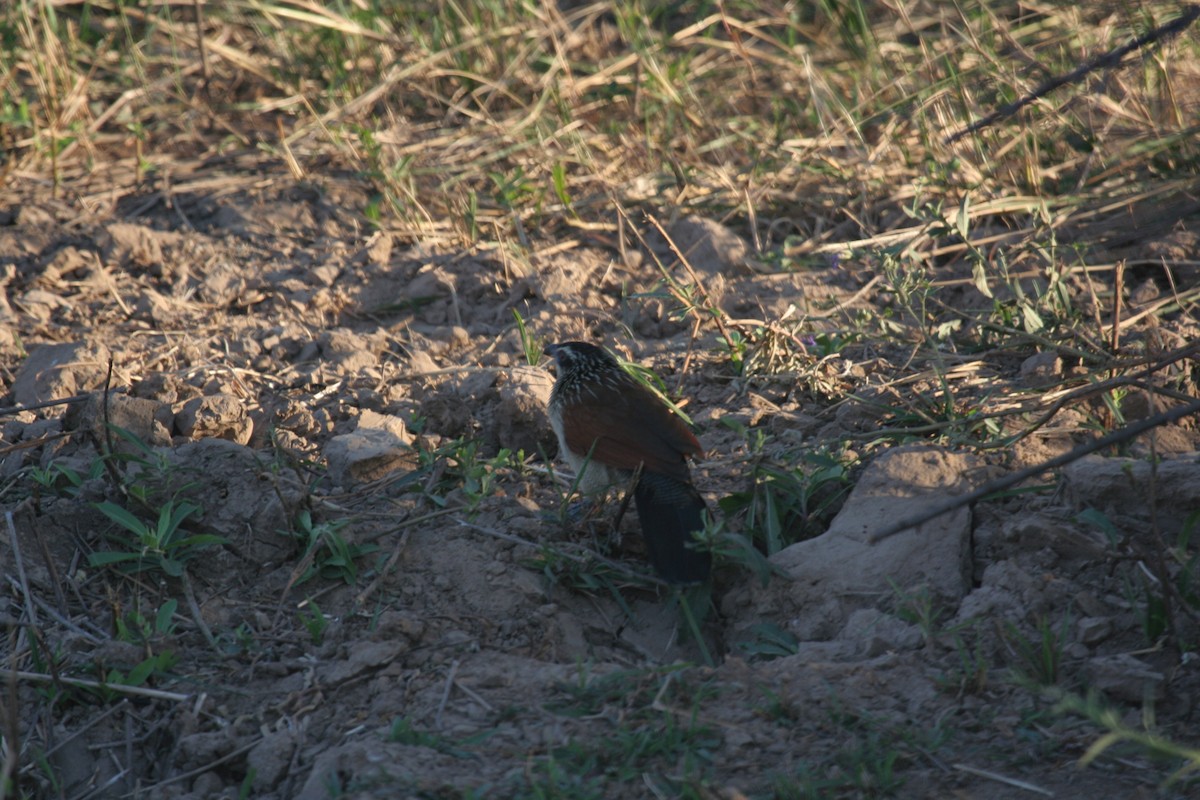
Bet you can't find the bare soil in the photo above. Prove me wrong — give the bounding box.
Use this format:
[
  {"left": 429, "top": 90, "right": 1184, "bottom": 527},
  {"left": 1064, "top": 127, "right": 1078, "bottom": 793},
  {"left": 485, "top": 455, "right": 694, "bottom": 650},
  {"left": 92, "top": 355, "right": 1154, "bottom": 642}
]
[{"left": 2, "top": 160, "right": 1199, "bottom": 800}]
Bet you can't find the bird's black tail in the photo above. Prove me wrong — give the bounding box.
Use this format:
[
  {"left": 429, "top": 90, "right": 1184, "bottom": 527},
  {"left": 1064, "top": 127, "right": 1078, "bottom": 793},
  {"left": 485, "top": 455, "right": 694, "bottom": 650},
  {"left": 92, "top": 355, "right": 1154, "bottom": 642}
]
[{"left": 633, "top": 472, "right": 712, "bottom": 583}]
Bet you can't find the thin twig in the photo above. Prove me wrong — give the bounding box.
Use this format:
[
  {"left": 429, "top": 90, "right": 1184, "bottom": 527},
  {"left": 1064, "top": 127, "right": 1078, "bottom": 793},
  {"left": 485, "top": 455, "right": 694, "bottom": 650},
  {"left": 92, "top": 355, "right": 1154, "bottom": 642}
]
[
  {"left": 136, "top": 737, "right": 261, "bottom": 792},
  {"left": 952, "top": 763, "right": 1053, "bottom": 796},
  {"left": 870, "top": 397, "right": 1200, "bottom": 543},
  {"left": 354, "top": 529, "right": 411, "bottom": 607},
  {"left": 434, "top": 659, "right": 460, "bottom": 730},
  {"left": 180, "top": 573, "right": 219, "bottom": 654},
  {"left": 6, "top": 512, "right": 37, "bottom": 631},
  {"left": 0, "top": 393, "right": 90, "bottom": 417},
  {"left": 13, "top": 671, "right": 190, "bottom": 702}
]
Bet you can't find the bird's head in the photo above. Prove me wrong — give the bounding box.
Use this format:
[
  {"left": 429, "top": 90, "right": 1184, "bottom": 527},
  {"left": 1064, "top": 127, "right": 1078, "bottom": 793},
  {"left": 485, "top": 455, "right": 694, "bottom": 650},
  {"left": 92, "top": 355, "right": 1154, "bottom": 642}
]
[{"left": 543, "top": 341, "right": 615, "bottom": 372}]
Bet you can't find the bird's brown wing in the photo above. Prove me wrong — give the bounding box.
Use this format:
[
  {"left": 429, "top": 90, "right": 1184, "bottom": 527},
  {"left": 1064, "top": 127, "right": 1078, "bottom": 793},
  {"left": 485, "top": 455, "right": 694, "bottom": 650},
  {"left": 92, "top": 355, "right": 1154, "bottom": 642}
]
[{"left": 559, "top": 380, "right": 701, "bottom": 482}]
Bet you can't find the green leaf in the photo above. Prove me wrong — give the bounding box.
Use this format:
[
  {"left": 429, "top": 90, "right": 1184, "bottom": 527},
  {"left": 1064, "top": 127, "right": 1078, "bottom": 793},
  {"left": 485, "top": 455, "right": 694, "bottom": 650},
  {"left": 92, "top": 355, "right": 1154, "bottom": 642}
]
[
  {"left": 552, "top": 162, "right": 571, "bottom": 207},
  {"left": 88, "top": 551, "right": 143, "bottom": 567},
  {"left": 160, "top": 557, "right": 185, "bottom": 577},
  {"left": 169, "top": 534, "right": 226, "bottom": 550},
  {"left": 955, "top": 194, "right": 970, "bottom": 241},
  {"left": 95, "top": 502, "right": 149, "bottom": 536},
  {"left": 125, "top": 658, "right": 156, "bottom": 687},
  {"left": 155, "top": 600, "right": 178, "bottom": 634}
]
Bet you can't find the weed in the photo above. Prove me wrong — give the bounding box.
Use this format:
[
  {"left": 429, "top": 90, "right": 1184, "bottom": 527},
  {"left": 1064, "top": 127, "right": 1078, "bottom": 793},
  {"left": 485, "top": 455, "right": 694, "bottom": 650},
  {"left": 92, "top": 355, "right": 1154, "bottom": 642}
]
[
  {"left": 735, "top": 622, "right": 801, "bottom": 660},
  {"left": 90, "top": 498, "right": 223, "bottom": 578},
  {"left": 287, "top": 509, "right": 374, "bottom": 586},
  {"left": 1002, "top": 613, "right": 1073, "bottom": 688},
  {"left": 387, "top": 717, "right": 473, "bottom": 758},
  {"left": 297, "top": 598, "right": 329, "bottom": 645},
  {"left": 889, "top": 582, "right": 947, "bottom": 648},
  {"left": 512, "top": 308, "right": 543, "bottom": 366},
  {"left": 414, "top": 437, "right": 514, "bottom": 516},
  {"left": 102, "top": 650, "right": 179, "bottom": 694},
  {"left": 938, "top": 627, "right": 991, "bottom": 697},
  {"left": 114, "top": 598, "right": 178, "bottom": 647},
  {"left": 719, "top": 441, "right": 856, "bottom": 557},
  {"left": 28, "top": 458, "right": 103, "bottom": 500},
  {"left": 542, "top": 665, "right": 720, "bottom": 792}
]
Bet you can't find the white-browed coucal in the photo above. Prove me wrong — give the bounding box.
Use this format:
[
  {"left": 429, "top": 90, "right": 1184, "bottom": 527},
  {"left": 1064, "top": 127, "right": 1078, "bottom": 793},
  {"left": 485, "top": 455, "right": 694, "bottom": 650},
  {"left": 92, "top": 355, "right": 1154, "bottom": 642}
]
[{"left": 544, "top": 341, "right": 711, "bottom": 583}]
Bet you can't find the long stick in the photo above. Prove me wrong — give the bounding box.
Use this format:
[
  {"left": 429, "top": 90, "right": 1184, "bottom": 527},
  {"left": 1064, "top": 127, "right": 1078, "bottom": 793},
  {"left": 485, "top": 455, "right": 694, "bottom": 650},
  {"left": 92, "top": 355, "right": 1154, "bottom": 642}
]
[{"left": 870, "top": 397, "right": 1200, "bottom": 543}]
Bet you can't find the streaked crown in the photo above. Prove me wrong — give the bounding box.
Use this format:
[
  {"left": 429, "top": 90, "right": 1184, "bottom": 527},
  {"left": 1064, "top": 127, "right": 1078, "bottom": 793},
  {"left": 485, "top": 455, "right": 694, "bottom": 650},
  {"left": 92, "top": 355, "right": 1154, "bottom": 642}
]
[{"left": 544, "top": 341, "right": 625, "bottom": 406}]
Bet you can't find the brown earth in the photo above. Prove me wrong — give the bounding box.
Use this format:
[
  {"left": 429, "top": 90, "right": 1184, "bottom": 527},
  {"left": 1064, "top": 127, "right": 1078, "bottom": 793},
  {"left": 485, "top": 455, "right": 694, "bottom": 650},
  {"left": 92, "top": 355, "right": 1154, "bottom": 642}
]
[{"left": 2, "top": 162, "right": 1199, "bottom": 800}]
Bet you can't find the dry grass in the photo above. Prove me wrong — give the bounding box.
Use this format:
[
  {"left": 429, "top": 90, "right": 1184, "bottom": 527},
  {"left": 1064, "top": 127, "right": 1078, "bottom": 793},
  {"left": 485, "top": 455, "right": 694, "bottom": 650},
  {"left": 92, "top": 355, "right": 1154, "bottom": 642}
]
[{"left": 5, "top": 1, "right": 1198, "bottom": 251}]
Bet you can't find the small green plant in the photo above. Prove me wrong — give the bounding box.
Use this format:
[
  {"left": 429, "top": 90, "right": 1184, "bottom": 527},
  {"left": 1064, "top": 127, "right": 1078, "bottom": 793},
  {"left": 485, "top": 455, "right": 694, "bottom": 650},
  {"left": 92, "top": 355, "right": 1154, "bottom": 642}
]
[
  {"left": 512, "top": 307, "right": 543, "bottom": 366},
  {"left": 1002, "top": 613, "right": 1072, "bottom": 688},
  {"left": 414, "top": 436, "right": 514, "bottom": 516},
  {"left": 889, "top": 582, "right": 947, "bottom": 647},
  {"left": 103, "top": 650, "right": 179, "bottom": 692},
  {"left": 719, "top": 443, "right": 856, "bottom": 557},
  {"left": 90, "top": 498, "right": 224, "bottom": 577},
  {"left": 28, "top": 458, "right": 103, "bottom": 499},
  {"left": 114, "top": 598, "right": 178, "bottom": 646},
  {"left": 735, "top": 622, "right": 801, "bottom": 660},
  {"left": 288, "top": 510, "right": 374, "bottom": 586},
  {"left": 938, "top": 627, "right": 990, "bottom": 697},
  {"left": 297, "top": 598, "right": 329, "bottom": 644},
  {"left": 542, "top": 665, "right": 720, "bottom": 791},
  {"left": 529, "top": 541, "right": 644, "bottom": 604},
  {"left": 387, "top": 717, "right": 475, "bottom": 758},
  {"left": 551, "top": 161, "right": 573, "bottom": 211},
  {"left": 771, "top": 710, "right": 919, "bottom": 797}
]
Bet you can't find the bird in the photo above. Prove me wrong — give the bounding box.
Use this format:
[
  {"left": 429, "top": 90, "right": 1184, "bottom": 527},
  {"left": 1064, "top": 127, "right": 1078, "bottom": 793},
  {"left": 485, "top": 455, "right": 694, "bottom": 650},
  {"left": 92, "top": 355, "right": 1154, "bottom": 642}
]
[{"left": 543, "top": 341, "right": 711, "bottom": 583}]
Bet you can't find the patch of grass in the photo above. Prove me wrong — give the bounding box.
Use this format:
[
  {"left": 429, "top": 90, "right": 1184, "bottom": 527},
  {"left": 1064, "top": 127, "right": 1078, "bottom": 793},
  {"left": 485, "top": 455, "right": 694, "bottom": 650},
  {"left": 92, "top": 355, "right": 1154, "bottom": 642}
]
[
  {"left": 414, "top": 437, "right": 515, "bottom": 516},
  {"left": 90, "top": 497, "right": 222, "bottom": 577},
  {"left": 767, "top": 702, "right": 933, "bottom": 798},
  {"left": 512, "top": 308, "right": 544, "bottom": 366},
  {"left": 1002, "top": 613, "right": 1074, "bottom": 689},
  {"left": 939, "top": 628, "right": 992, "bottom": 698},
  {"left": 719, "top": 436, "right": 857, "bottom": 557},
  {"left": 286, "top": 509, "right": 373, "bottom": 586},
  {"left": 539, "top": 664, "right": 721, "bottom": 793},
  {"left": 387, "top": 717, "right": 477, "bottom": 759}
]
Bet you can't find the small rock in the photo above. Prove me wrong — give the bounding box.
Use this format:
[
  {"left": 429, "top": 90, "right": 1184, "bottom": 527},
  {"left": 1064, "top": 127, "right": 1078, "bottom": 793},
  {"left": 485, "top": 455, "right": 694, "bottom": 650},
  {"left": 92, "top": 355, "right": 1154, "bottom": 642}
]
[
  {"left": 840, "top": 608, "right": 924, "bottom": 656},
  {"left": 319, "top": 640, "right": 407, "bottom": 684},
  {"left": 197, "top": 261, "right": 247, "bottom": 305},
  {"left": 372, "top": 610, "right": 427, "bottom": 643},
  {"left": 96, "top": 222, "right": 171, "bottom": 274},
  {"left": 11, "top": 341, "right": 111, "bottom": 407},
  {"left": 176, "top": 730, "right": 235, "bottom": 770},
  {"left": 318, "top": 328, "right": 378, "bottom": 374},
  {"left": 1019, "top": 351, "right": 1062, "bottom": 387},
  {"left": 324, "top": 411, "right": 416, "bottom": 485},
  {"left": 1084, "top": 653, "right": 1164, "bottom": 703},
  {"left": 1066, "top": 454, "right": 1200, "bottom": 538},
  {"left": 725, "top": 446, "right": 979, "bottom": 645},
  {"left": 65, "top": 392, "right": 173, "bottom": 450},
  {"left": 246, "top": 729, "right": 297, "bottom": 791},
  {"left": 494, "top": 365, "right": 555, "bottom": 455},
  {"left": 1076, "top": 616, "right": 1113, "bottom": 646},
  {"left": 665, "top": 215, "right": 750, "bottom": 278},
  {"left": 175, "top": 394, "right": 253, "bottom": 444}
]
